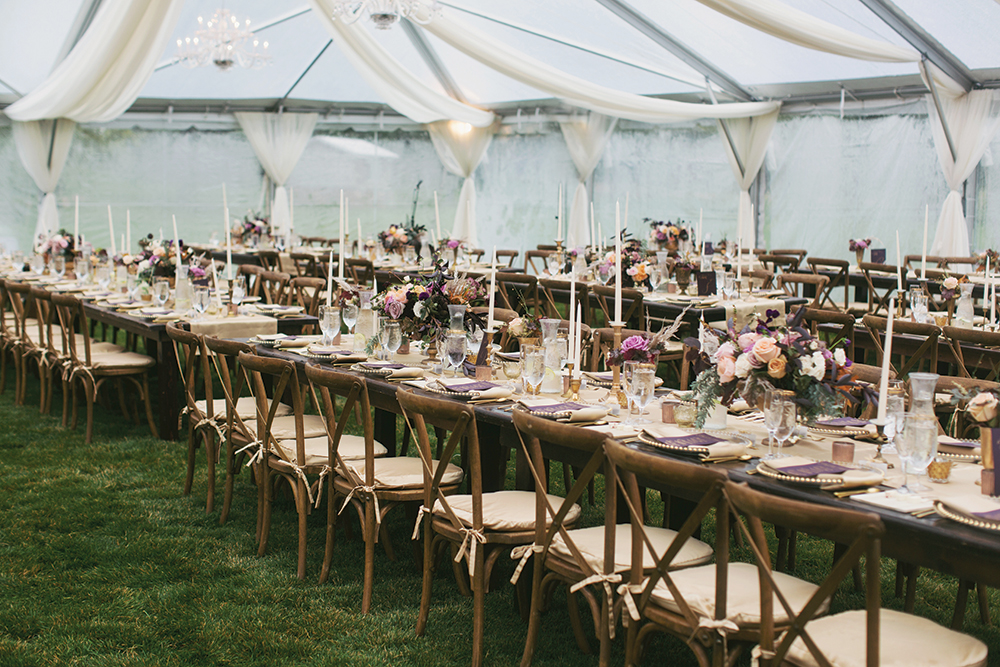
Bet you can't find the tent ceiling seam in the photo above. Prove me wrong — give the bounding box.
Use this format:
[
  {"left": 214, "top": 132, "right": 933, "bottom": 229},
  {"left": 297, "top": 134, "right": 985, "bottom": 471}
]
[
  {"left": 857, "top": 0, "right": 976, "bottom": 91},
  {"left": 593, "top": 0, "right": 755, "bottom": 102},
  {"left": 400, "top": 20, "right": 467, "bottom": 104}
]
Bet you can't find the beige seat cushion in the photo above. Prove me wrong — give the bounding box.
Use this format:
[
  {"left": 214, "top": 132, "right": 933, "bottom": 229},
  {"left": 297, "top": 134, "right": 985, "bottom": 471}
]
[
  {"left": 551, "top": 524, "right": 713, "bottom": 573},
  {"left": 649, "top": 562, "right": 827, "bottom": 627},
  {"left": 271, "top": 435, "right": 387, "bottom": 467},
  {"left": 89, "top": 350, "right": 155, "bottom": 370},
  {"left": 783, "top": 609, "right": 988, "bottom": 667},
  {"left": 195, "top": 396, "right": 291, "bottom": 421},
  {"left": 268, "top": 414, "right": 327, "bottom": 439},
  {"left": 346, "top": 456, "right": 463, "bottom": 489},
  {"left": 82, "top": 340, "right": 123, "bottom": 354},
  {"left": 432, "top": 490, "right": 581, "bottom": 532}
]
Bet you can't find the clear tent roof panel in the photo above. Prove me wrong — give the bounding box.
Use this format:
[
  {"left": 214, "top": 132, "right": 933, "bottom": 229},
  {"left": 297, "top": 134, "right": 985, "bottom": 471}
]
[
  {"left": 624, "top": 0, "right": 917, "bottom": 89},
  {"left": 0, "top": 0, "right": 83, "bottom": 96},
  {"left": 891, "top": 0, "right": 1000, "bottom": 71}
]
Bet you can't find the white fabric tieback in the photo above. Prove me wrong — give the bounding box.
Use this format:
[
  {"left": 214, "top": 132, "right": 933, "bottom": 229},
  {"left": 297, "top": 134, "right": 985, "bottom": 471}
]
[
  {"left": 338, "top": 479, "right": 381, "bottom": 537},
  {"left": 311, "top": 465, "right": 332, "bottom": 509},
  {"left": 455, "top": 527, "right": 487, "bottom": 577},
  {"left": 235, "top": 440, "right": 265, "bottom": 468},
  {"left": 750, "top": 644, "right": 776, "bottom": 667},
  {"left": 690, "top": 616, "right": 740, "bottom": 664},
  {"left": 509, "top": 544, "right": 544, "bottom": 584},
  {"left": 616, "top": 581, "right": 649, "bottom": 623},
  {"left": 570, "top": 572, "right": 623, "bottom": 638},
  {"left": 412, "top": 505, "right": 429, "bottom": 540}
]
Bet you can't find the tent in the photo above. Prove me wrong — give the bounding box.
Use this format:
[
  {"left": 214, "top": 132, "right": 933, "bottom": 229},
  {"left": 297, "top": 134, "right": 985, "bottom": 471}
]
[{"left": 2, "top": 0, "right": 1000, "bottom": 262}]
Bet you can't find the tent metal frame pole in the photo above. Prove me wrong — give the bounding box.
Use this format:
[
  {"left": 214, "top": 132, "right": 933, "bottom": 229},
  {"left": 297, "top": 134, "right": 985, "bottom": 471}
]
[
  {"left": 278, "top": 40, "right": 333, "bottom": 105},
  {"left": 46, "top": 119, "right": 59, "bottom": 170},
  {"left": 593, "top": 0, "right": 755, "bottom": 102},
  {"left": 707, "top": 80, "right": 745, "bottom": 179},
  {"left": 401, "top": 20, "right": 467, "bottom": 103},
  {"left": 858, "top": 0, "right": 975, "bottom": 92},
  {"left": 921, "top": 59, "right": 958, "bottom": 164}
]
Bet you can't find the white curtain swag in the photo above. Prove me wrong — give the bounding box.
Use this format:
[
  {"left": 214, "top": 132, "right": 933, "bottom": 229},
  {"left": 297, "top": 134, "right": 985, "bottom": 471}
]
[
  {"left": 559, "top": 112, "right": 618, "bottom": 249},
  {"left": 427, "top": 120, "right": 499, "bottom": 247},
  {"left": 5, "top": 0, "right": 184, "bottom": 123},
  {"left": 719, "top": 109, "right": 779, "bottom": 249},
  {"left": 235, "top": 112, "right": 319, "bottom": 237},
  {"left": 13, "top": 119, "right": 76, "bottom": 241}
]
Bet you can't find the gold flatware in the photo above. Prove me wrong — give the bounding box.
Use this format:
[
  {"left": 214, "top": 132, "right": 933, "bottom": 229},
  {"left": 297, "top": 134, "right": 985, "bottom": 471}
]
[{"left": 833, "top": 487, "right": 881, "bottom": 498}]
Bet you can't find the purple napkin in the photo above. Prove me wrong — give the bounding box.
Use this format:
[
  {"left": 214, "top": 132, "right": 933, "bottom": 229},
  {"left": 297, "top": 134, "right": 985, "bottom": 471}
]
[
  {"left": 941, "top": 440, "right": 978, "bottom": 449},
  {"left": 446, "top": 381, "right": 498, "bottom": 392},
  {"left": 777, "top": 461, "right": 850, "bottom": 477},
  {"left": 529, "top": 402, "right": 588, "bottom": 413},
  {"left": 363, "top": 363, "right": 406, "bottom": 369},
  {"left": 655, "top": 433, "right": 725, "bottom": 448},
  {"left": 973, "top": 508, "right": 1000, "bottom": 521},
  {"left": 816, "top": 417, "right": 869, "bottom": 428}
]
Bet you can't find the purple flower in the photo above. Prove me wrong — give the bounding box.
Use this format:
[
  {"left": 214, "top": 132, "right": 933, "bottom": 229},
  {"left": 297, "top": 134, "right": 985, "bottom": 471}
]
[
  {"left": 620, "top": 335, "right": 649, "bottom": 355},
  {"left": 447, "top": 239, "right": 460, "bottom": 249},
  {"left": 386, "top": 300, "right": 404, "bottom": 319}
]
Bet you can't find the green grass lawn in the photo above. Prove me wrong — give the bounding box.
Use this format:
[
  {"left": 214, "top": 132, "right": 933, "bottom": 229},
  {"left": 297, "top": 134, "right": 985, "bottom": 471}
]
[{"left": 0, "top": 368, "right": 998, "bottom": 666}]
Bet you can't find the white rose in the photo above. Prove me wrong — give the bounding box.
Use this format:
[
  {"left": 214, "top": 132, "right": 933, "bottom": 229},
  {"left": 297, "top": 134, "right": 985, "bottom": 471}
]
[
  {"left": 735, "top": 353, "right": 753, "bottom": 379},
  {"left": 805, "top": 351, "right": 827, "bottom": 380},
  {"left": 413, "top": 301, "right": 427, "bottom": 319},
  {"left": 943, "top": 276, "right": 959, "bottom": 290},
  {"left": 833, "top": 348, "right": 846, "bottom": 366}
]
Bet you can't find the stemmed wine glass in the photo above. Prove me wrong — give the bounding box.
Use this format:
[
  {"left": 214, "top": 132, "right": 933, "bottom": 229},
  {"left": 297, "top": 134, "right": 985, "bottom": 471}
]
[
  {"left": 444, "top": 332, "right": 467, "bottom": 378},
  {"left": 630, "top": 366, "right": 657, "bottom": 424},
  {"left": 52, "top": 256, "right": 66, "bottom": 280},
  {"left": 76, "top": 255, "right": 91, "bottom": 285},
  {"left": 597, "top": 263, "right": 613, "bottom": 286},
  {"left": 763, "top": 387, "right": 784, "bottom": 460},
  {"left": 882, "top": 381, "right": 906, "bottom": 455},
  {"left": 192, "top": 287, "right": 211, "bottom": 321},
  {"left": 153, "top": 279, "right": 170, "bottom": 308},
  {"left": 319, "top": 305, "right": 341, "bottom": 347},
  {"left": 231, "top": 275, "right": 246, "bottom": 311},
  {"left": 522, "top": 346, "right": 546, "bottom": 396},
  {"left": 383, "top": 320, "right": 402, "bottom": 361},
  {"left": 773, "top": 397, "right": 798, "bottom": 453},
  {"left": 343, "top": 302, "right": 359, "bottom": 336},
  {"left": 621, "top": 360, "right": 641, "bottom": 426},
  {"left": 96, "top": 266, "right": 111, "bottom": 292}
]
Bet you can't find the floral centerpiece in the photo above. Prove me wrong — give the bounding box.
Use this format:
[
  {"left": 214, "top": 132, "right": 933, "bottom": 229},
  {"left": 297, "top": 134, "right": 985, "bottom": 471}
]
[
  {"left": 119, "top": 234, "right": 202, "bottom": 280},
  {"left": 849, "top": 238, "right": 873, "bottom": 265},
  {"left": 607, "top": 329, "right": 675, "bottom": 366},
  {"left": 379, "top": 223, "right": 425, "bottom": 255},
  {"left": 977, "top": 249, "right": 999, "bottom": 272},
  {"left": 685, "top": 307, "right": 860, "bottom": 427},
  {"left": 369, "top": 262, "right": 486, "bottom": 342},
  {"left": 232, "top": 213, "right": 270, "bottom": 245},
  {"left": 645, "top": 218, "right": 689, "bottom": 255},
  {"left": 503, "top": 315, "right": 541, "bottom": 341},
  {"left": 36, "top": 230, "right": 75, "bottom": 258},
  {"left": 598, "top": 239, "right": 649, "bottom": 289}
]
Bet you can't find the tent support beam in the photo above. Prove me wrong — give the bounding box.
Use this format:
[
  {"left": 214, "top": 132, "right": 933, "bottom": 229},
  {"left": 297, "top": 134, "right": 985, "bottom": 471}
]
[
  {"left": 858, "top": 0, "right": 975, "bottom": 92},
  {"left": 922, "top": 59, "right": 958, "bottom": 164},
  {"left": 278, "top": 40, "right": 333, "bottom": 106},
  {"left": 593, "top": 0, "right": 755, "bottom": 102},
  {"left": 707, "top": 81, "right": 745, "bottom": 178},
  {"left": 401, "top": 20, "right": 467, "bottom": 104}
]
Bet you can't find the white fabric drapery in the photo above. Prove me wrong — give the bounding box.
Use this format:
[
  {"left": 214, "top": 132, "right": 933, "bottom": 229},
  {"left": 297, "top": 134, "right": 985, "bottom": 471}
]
[
  {"left": 718, "top": 109, "right": 779, "bottom": 249},
  {"left": 427, "top": 120, "right": 499, "bottom": 246},
  {"left": 921, "top": 66, "right": 1000, "bottom": 256},
  {"left": 413, "top": 8, "right": 780, "bottom": 124},
  {"left": 694, "top": 0, "right": 918, "bottom": 63},
  {"left": 235, "top": 112, "right": 319, "bottom": 237},
  {"left": 4, "top": 0, "right": 184, "bottom": 122},
  {"left": 309, "top": 0, "right": 494, "bottom": 128},
  {"left": 13, "top": 119, "right": 76, "bottom": 242},
  {"left": 559, "top": 113, "right": 618, "bottom": 248}
]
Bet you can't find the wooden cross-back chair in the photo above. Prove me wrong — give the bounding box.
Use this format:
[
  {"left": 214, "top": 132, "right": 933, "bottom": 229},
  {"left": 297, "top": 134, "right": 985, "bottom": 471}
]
[
  {"left": 0, "top": 279, "right": 17, "bottom": 396},
  {"left": 798, "top": 307, "right": 856, "bottom": 361},
  {"left": 943, "top": 325, "right": 1000, "bottom": 384},
  {"left": 51, "top": 292, "right": 158, "bottom": 444},
  {"left": 589, "top": 326, "right": 685, "bottom": 386},
  {"left": 858, "top": 262, "right": 902, "bottom": 315},
  {"left": 256, "top": 249, "right": 281, "bottom": 272},
  {"left": 258, "top": 270, "right": 292, "bottom": 305},
  {"left": 759, "top": 254, "right": 800, "bottom": 276},
  {"left": 776, "top": 273, "right": 829, "bottom": 309},
  {"left": 538, "top": 278, "right": 592, "bottom": 326},
  {"left": 239, "top": 264, "right": 265, "bottom": 299},
  {"left": 524, "top": 249, "right": 553, "bottom": 276},
  {"left": 495, "top": 272, "right": 541, "bottom": 316},
  {"left": 904, "top": 254, "right": 948, "bottom": 271},
  {"left": 289, "top": 277, "right": 326, "bottom": 332},
  {"left": 942, "top": 256, "right": 979, "bottom": 272},
  {"left": 747, "top": 268, "right": 775, "bottom": 290},
  {"left": 590, "top": 284, "right": 645, "bottom": 330},
  {"left": 806, "top": 257, "right": 853, "bottom": 312},
  {"left": 346, "top": 258, "right": 375, "bottom": 288},
  {"left": 28, "top": 286, "right": 62, "bottom": 414},
  {"left": 289, "top": 251, "right": 320, "bottom": 278},
  {"left": 768, "top": 249, "right": 807, "bottom": 268},
  {"left": 724, "top": 480, "right": 987, "bottom": 667},
  {"left": 863, "top": 314, "right": 942, "bottom": 379},
  {"left": 398, "top": 389, "right": 532, "bottom": 667},
  {"left": 5, "top": 281, "right": 41, "bottom": 406},
  {"left": 496, "top": 249, "right": 519, "bottom": 267},
  {"left": 603, "top": 438, "right": 808, "bottom": 667}
]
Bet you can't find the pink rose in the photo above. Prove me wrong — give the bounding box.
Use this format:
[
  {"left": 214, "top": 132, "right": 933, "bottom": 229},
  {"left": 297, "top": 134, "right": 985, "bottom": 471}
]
[
  {"left": 752, "top": 337, "right": 780, "bottom": 363},
  {"left": 717, "top": 342, "right": 736, "bottom": 360},
  {"left": 737, "top": 332, "right": 761, "bottom": 351},
  {"left": 717, "top": 356, "right": 737, "bottom": 383}
]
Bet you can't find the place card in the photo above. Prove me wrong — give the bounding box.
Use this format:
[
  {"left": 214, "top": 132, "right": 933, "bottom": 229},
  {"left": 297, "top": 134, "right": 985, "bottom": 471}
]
[
  {"left": 696, "top": 271, "right": 716, "bottom": 297},
  {"left": 870, "top": 248, "right": 886, "bottom": 264}
]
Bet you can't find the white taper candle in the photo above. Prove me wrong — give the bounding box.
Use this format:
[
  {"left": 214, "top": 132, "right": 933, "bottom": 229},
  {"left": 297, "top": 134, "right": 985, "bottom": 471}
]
[{"left": 876, "top": 297, "right": 895, "bottom": 423}]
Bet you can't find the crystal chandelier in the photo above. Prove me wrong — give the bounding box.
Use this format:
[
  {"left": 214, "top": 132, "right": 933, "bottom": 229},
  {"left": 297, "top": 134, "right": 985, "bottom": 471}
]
[
  {"left": 330, "top": 0, "right": 441, "bottom": 30},
  {"left": 176, "top": 9, "right": 271, "bottom": 71}
]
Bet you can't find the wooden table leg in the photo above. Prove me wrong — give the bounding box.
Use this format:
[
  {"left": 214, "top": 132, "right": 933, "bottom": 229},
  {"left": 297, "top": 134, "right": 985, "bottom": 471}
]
[
  {"left": 155, "top": 338, "right": 179, "bottom": 440},
  {"left": 374, "top": 407, "right": 396, "bottom": 457}
]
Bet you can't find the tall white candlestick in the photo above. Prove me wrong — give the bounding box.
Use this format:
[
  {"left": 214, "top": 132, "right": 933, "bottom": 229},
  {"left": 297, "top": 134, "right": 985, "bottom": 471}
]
[
  {"left": 615, "top": 201, "right": 622, "bottom": 323},
  {"left": 895, "top": 229, "right": 903, "bottom": 294},
  {"left": 737, "top": 202, "right": 743, "bottom": 263},
  {"left": 210, "top": 260, "right": 224, "bottom": 312},
  {"left": 222, "top": 183, "right": 227, "bottom": 212},
  {"left": 989, "top": 257, "right": 995, "bottom": 329},
  {"left": 434, "top": 191, "right": 442, "bottom": 238},
  {"left": 590, "top": 202, "right": 596, "bottom": 252},
  {"left": 74, "top": 196, "right": 79, "bottom": 249},
  {"left": 569, "top": 271, "right": 576, "bottom": 359},
  {"left": 556, "top": 183, "right": 563, "bottom": 241},
  {"left": 624, "top": 192, "right": 629, "bottom": 231},
  {"left": 225, "top": 207, "right": 232, "bottom": 280},
  {"left": 345, "top": 198, "right": 349, "bottom": 250},
  {"left": 598, "top": 222, "right": 603, "bottom": 250},
  {"left": 488, "top": 246, "right": 496, "bottom": 327},
  {"left": 338, "top": 190, "right": 345, "bottom": 280},
  {"left": 466, "top": 199, "right": 472, "bottom": 239},
  {"left": 737, "top": 236, "right": 742, "bottom": 282},
  {"left": 876, "top": 297, "right": 895, "bottom": 423},
  {"left": 357, "top": 218, "right": 362, "bottom": 255},
  {"left": 326, "top": 249, "right": 334, "bottom": 307},
  {"left": 172, "top": 215, "right": 182, "bottom": 268},
  {"left": 159, "top": 228, "right": 163, "bottom": 241},
  {"left": 121, "top": 234, "right": 125, "bottom": 256},
  {"left": 698, "top": 208, "right": 703, "bottom": 250},
  {"left": 289, "top": 187, "right": 294, "bottom": 234},
  {"left": 107, "top": 206, "right": 116, "bottom": 257},
  {"left": 126, "top": 209, "right": 131, "bottom": 252},
  {"left": 921, "top": 204, "right": 928, "bottom": 280},
  {"left": 574, "top": 309, "right": 582, "bottom": 377}
]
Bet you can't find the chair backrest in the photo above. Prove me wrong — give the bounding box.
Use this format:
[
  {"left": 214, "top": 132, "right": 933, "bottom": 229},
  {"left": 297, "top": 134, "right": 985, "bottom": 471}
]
[
  {"left": 904, "top": 254, "right": 947, "bottom": 271},
  {"left": 289, "top": 277, "right": 326, "bottom": 319},
  {"left": 304, "top": 363, "right": 376, "bottom": 484},
  {"left": 776, "top": 273, "right": 828, "bottom": 309},
  {"left": 289, "top": 252, "right": 319, "bottom": 278},
  {"left": 166, "top": 322, "right": 212, "bottom": 422},
  {"left": 768, "top": 249, "right": 806, "bottom": 267},
  {"left": 259, "top": 270, "right": 292, "bottom": 305},
  {"left": 495, "top": 272, "right": 540, "bottom": 316},
  {"left": 798, "top": 307, "right": 856, "bottom": 360},
  {"left": 496, "top": 249, "right": 518, "bottom": 267},
  {"left": 806, "top": 257, "right": 850, "bottom": 312},
  {"left": 29, "top": 286, "right": 56, "bottom": 356},
  {"left": 863, "top": 314, "right": 941, "bottom": 378},
  {"left": 747, "top": 268, "right": 775, "bottom": 290},
  {"left": 346, "top": 258, "right": 375, "bottom": 288},
  {"left": 468, "top": 248, "right": 486, "bottom": 262},
  {"left": 538, "top": 278, "right": 591, "bottom": 326},
  {"left": 257, "top": 249, "right": 280, "bottom": 272},
  {"left": 759, "top": 254, "right": 800, "bottom": 275},
  {"left": 5, "top": 281, "right": 34, "bottom": 341},
  {"left": 858, "top": 262, "right": 902, "bottom": 314},
  {"left": 942, "top": 256, "right": 979, "bottom": 272},
  {"left": 589, "top": 327, "right": 651, "bottom": 372},
  {"left": 238, "top": 351, "right": 306, "bottom": 466},
  {"left": 723, "top": 480, "right": 883, "bottom": 667},
  {"left": 524, "top": 249, "right": 552, "bottom": 276},
  {"left": 204, "top": 336, "right": 256, "bottom": 441},
  {"left": 0, "top": 279, "right": 11, "bottom": 340},
  {"left": 942, "top": 325, "right": 1000, "bottom": 383},
  {"left": 50, "top": 292, "right": 93, "bottom": 366},
  {"left": 590, "top": 284, "right": 645, "bottom": 329},
  {"left": 239, "top": 264, "right": 266, "bottom": 298}
]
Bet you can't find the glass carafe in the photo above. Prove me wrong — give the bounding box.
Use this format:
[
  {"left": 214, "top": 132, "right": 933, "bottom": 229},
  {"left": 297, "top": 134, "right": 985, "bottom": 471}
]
[
  {"left": 447, "top": 304, "right": 466, "bottom": 333},
  {"left": 539, "top": 318, "right": 560, "bottom": 344},
  {"left": 955, "top": 282, "right": 975, "bottom": 328},
  {"left": 174, "top": 265, "right": 192, "bottom": 314},
  {"left": 907, "top": 372, "right": 939, "bottom": 417}
]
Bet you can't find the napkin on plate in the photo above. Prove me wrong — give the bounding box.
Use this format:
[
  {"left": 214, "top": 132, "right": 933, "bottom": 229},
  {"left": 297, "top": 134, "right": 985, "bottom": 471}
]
[
  {"left": 762, "top": 455, "right": 883, "bottom": 488},
  {"left": 275, "top": 335, "right": 321, "bottom": 349},
  {"left": 307, "top": 345, "right": 367, "bottom": 362},
  {"left": 852, "top": 491, "right": 934, "bottom": 514},
  {"left": 517, "top": 397, "right": 608, "bottom": 421},
  {"left": 937, "top": 494, "right": 1000, "bottom": 521},
  {"left": 360, "top": 361, "right": 426, "bottom": 379},
  {"left": 937, "top": 435, "right": 982, "bottom": 457},
  {"left": 815, "top": 417, "right": 869, "bottom": 428},
  {"left": 435, "top": 377, "right": 511, "bottom": 399},
  {"left": 642, "top": 423, "right": 745, "bottom": 458}
]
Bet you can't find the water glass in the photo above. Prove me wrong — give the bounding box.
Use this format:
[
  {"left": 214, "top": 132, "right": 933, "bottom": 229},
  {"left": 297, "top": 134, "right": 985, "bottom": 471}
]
[
  {"left": 31, "top": 254, "right": 45, "bottom": 275},
  {"left": 76, "top": 256, "right": 91, "bottom": 284},
  {"left": 153, "top": 279, "right": 170, "bottom": 308},
  {"left": 404, "top": 246, "right": 417, "bottom": 265},
  {"left": 774, "top": 398, "right": 797, "bottom": 451},
  {"left": 546, "top": 253, "right": 562, "bottom": 276},
  {"left": 502, "top": 357, "right": 523, "bottom": 392},
  {"left": 192, "top": 287, "right": 211, "bottom": 320},
  {"left": 898, "top": 412, "right": 938, "bottom": 493},
  {"left": 383, "top": 320, "right": 402, "bottom": 361},
  {"left": 95, "top": 266, "right": 111, "bottom": 291},
  {"left": 882, "top": 382, "right": 906, "bottom": 454},
  {"left": 522, "top": 347, "right": 546, "bottom": 396},
  {"left": 126, "top": 274, "right": 139, "bottom": 300},
  {"left": 342, "top": 302, "right": 359, "bottom": 333},
  {"left": 621, "top": 360, "right": 641, "bottom": 425},
  {"left": 319, "top": 305, "right": 341, "bottom": 347},
  {"left": 231, "top": 275, "right": 246, "bottom": 307},
  {"left": 909, "top": 289, "right": 929, "bottom": 323},
  {"left": 630, "top": 367, "right": 657, "bottom": 423},
  {"left": 444, "top": 332, "right": 467, "bottom": 378},
  {"left": 52, "top": 256, "right": 66, "bottom": 279}
]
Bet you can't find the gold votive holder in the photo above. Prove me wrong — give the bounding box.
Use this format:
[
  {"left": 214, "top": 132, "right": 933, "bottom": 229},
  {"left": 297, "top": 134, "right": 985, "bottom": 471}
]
[{"left": 927, "top": 457, "right": 953, "bottom": 484}]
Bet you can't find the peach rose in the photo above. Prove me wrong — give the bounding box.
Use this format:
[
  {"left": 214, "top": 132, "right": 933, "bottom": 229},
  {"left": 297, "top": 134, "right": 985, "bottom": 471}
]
[
  {"left": 717, "top": 355, "right": 737, "bottom": 383},
  {"left": 737, "top": 332, "right": 761, "bottom": 351},
  {"left": 767, "top": 355, "right": 787, "bottom": 379},
  {"left": 968, "top": 392, "right": 999, "bottom": 424},
  {"left": 752, "top": 337, "right": 780, "bottom": 363}
]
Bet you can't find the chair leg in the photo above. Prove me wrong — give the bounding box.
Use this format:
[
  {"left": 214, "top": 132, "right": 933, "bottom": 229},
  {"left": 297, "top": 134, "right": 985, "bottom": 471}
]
[
  {"left": 84, "top": 379, "right": 95, "bottom": 444},
  {"left": 141, "top": 373, "right": 158, "bottom": 438},
  {"left": 219, "top": 438, "right": 236, "bottom": 526},
  {"left": 362, "top": 499, "right": 375, "bottom": 614},
  {"left": 204, "top": 430, "right": 216, "bottom": 514},
  {"left": 954, "top": 579, "right": 974, "bottom": 629},
  {"left": 258, "top": 470, "right": 273, "bottom": 556},
  {"left": 61, "top": 375, "right": 70, "bottom": 428},
  {"left": 319, "top": 482, "right": 336, "bottom": 585},
  {"left": 183, "top": 427, "right": 197, "bottom": 496},
  {"left": 296, "top": 477, "right": 308, "bottom": 580},
  {"left": 977, "top": 582, "right": 991, "bottom": 625},
  {"left": 416, "top": 514, "right": 433, "bottom": 636},
  {"left": 566, "top": 589, "right": 592, "bottom": 654},
  {"left": 520, "top": 560, "right": 545, "bottom": 667},
  {"left": 471, "top": 549, "right": 485, "bottom": 667}
]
